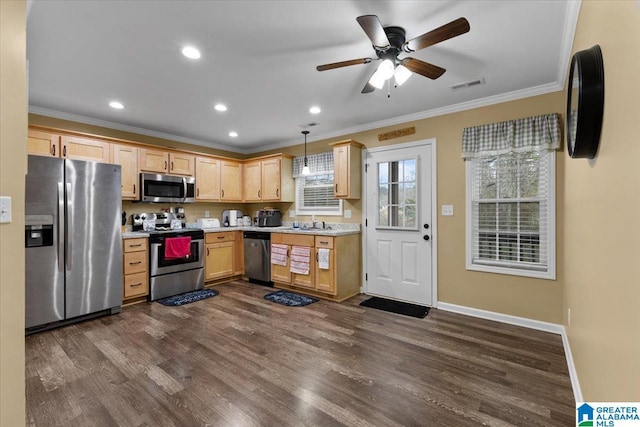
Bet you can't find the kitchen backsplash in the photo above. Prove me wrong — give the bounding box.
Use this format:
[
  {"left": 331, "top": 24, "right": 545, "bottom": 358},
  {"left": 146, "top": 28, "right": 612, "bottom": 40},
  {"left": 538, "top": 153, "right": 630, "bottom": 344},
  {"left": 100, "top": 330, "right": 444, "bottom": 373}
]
[{"left": 121, "top": 199, "right": 361, "bottom": 225}]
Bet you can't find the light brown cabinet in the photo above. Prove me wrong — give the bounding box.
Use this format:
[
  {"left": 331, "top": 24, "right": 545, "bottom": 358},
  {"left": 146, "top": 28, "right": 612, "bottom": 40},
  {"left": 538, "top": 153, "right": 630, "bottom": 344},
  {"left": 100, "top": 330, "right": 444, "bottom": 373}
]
[
  {"left": 220, "top": 160, "right": 243, "bottom": 201},
  {"left": 205, "top": 231, "right": 243, "bottom": 281},
  {"left": 271, "top": 232, "right": 360, "bottom": 301},
  {"left": 112, "top": 144, "right": 139, "bottom": 200},
  {"left": 139, "top": 148, "right": 195, "bottom": 176},
  {"left": 28, "top": 129, "right": 61, "bottom": 157},
  {"left": 242, "top": 155, "right": 294, "bottom": 202},
  {"left": 123, "top": 238, "right": 149, "bottom": 300},
  {"left": 195, "top": 156, "right": 220, "bottom": 201},
  {"left": 330, "top": 140, "right": 363, "bottom": 199}
]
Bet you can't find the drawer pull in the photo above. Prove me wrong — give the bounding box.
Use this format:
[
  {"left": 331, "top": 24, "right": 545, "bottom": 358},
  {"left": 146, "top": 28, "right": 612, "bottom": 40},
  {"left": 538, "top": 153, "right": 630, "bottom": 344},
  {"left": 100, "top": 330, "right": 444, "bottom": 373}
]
[
  {"left": 129, "top": 261, "right": 142, "bottom": 265},
  {"left": 217, "top": 236, "right": 225, "bottom": 239},
  {"left": 129, "top": 243, "right": 142, "bottom": 247},
  {"left": 318, "top": 241, "right": 329, "bottom": 245},
  {"left": 130, "top": 282, "right": 143, "bottom": 287}
]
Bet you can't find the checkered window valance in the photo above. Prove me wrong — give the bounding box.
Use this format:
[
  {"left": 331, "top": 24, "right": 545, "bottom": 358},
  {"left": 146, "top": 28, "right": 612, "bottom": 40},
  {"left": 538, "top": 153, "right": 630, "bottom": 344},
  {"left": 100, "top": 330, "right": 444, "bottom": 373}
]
[
  {"left": 462, "top": 113, "right": 561, "bottom": 160},
  {"left": 292, "top": 151, "right": 334, "bottom": 177}
]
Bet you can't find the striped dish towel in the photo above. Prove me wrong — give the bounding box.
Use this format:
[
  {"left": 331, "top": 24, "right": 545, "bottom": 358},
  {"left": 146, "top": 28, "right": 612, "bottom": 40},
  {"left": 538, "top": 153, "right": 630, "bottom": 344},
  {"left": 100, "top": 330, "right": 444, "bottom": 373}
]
[
  {"left": 290, "top": 246, "right": 310, "bottom": 275},
  {"left": 271, "top": 244, "right": 288, "bottom": 266}
]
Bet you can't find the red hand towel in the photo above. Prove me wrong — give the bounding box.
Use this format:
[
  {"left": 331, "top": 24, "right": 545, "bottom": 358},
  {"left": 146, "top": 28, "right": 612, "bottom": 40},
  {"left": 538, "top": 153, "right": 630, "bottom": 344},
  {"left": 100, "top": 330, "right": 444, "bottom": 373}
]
[{"left": 164, "top": 237, "right": 191, "bottom": 260}]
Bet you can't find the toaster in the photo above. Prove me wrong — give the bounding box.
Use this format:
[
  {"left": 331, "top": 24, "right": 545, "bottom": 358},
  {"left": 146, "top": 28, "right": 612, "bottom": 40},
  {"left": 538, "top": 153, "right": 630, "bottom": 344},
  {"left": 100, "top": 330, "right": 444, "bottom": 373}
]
[{"left": 257, "top": 209, "right": 281, "bottom": 227}]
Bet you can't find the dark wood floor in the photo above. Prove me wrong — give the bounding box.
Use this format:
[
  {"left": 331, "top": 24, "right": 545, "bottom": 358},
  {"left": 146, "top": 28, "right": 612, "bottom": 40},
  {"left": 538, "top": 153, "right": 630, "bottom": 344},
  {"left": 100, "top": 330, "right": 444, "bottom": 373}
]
[{"left": 25, "top": 280, "right": 574, "bottom": 426}]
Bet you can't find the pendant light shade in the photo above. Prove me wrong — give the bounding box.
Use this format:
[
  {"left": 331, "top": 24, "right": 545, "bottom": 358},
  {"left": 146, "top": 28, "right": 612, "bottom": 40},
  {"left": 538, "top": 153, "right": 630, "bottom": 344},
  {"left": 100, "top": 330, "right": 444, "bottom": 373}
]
[{"left": 301, "top": 130, "right": 311, "bottom": 176}]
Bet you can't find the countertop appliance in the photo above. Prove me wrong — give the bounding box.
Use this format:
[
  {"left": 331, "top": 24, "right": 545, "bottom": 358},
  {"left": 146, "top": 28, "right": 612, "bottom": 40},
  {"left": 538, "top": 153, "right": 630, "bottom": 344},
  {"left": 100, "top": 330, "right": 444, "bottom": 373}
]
[
  {"left": 139, "top": 173, "right": 195, "bottom": 203},
  {"left": 25, "top": 156, "right": 123, "bottom": 332},
  {"left": 258, "top": 209, "right": 282, "bottom": 227},
  {"left": 243, "top": 231, "right": 272, "bottom": 285},
  {"left": 196, "top": 218, "right": 220, "bottom": 228},
  {"left": 148, "top": 229, "right": 204, "bottom": 300},
  {"left": 222, "top": 209, "right": 243, "bottom": 227}
]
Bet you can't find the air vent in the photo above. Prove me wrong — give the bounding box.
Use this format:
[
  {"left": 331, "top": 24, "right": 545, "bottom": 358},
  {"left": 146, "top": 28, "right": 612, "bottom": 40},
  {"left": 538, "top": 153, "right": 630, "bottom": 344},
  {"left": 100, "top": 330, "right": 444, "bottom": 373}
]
[
  {"left": 299, "top": 122, "right": 319, "bottom": 129},
  {"left": 449, "top": 78, "right": 486, "bottom": 92}
]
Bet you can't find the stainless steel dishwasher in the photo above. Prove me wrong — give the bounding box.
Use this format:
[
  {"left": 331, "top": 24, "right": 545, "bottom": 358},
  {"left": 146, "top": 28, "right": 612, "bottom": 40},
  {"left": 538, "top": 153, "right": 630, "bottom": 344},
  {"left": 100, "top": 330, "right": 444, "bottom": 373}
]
[{"left": 243, "top": 231, "right": 272, "bottom": 285}]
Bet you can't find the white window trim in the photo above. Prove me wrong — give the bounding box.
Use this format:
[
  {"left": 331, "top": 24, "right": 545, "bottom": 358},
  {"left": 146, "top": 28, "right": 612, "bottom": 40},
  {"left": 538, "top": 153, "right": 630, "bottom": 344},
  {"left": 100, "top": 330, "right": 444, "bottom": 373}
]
[
  {"left": 294, "top": 176, "right": 343, "bottom": 217},
  {"left": 465, "top": 150, "right": 556, "bottom": 280}
]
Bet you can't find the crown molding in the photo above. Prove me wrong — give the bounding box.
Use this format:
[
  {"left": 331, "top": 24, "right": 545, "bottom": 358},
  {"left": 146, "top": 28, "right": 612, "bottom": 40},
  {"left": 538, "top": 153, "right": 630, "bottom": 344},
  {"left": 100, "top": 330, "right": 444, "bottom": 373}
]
[{"left": 557, "top": 0, "right": 582, "bottom": 87}]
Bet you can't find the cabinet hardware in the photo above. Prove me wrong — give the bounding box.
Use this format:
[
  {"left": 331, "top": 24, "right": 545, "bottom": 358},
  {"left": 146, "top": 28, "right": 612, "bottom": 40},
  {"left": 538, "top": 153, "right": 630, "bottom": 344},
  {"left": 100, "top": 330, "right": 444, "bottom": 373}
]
[
  {"left": 196, "top": 188, "right": 199, "bottom": 197},
  {"left": 318, "top": 241, "right": 328, "bottom": 245},
  {"left": 129, "top": 243, "right": 142, "bottom": 248},
  {"left": 258, "top": 190, "right": 261, "bottom": 198},
  {"left": 207, "top": 248, "right": 209, "bottom": 256},
  {"left": 164, "top": 160, "right": 167, "bottom": 170},
  {"left": 63, "top": 146, "right": 66, "bottom": 157},
  {"left": 131, "top": 282, "right": 143, "bottom": 287},
  {"left": 335, "top": 183, "right": 338, "bottom": 192},
  {"left": 276, "top": 188, "right": 279, "bottom": 197},
  {"left": 133, "top": 184, "right": 136, "bottom": 194},
  {"left": 129, "top": 261, "right": 142, "bottom": 265},
  {"left": 316, "top": 252, "right": 319, "bottom": 262},
  {"left": 171, "top": 161, "right": 174, "bottom": 171},
  {"left": 52, "top": 145, "right": 56, "bottom": 156},
  {"left": 221, "top": 189, "right": 225, "bottom": 197},
  {"left": 217, "top": 236, "right": 225, "bottom": 239}
]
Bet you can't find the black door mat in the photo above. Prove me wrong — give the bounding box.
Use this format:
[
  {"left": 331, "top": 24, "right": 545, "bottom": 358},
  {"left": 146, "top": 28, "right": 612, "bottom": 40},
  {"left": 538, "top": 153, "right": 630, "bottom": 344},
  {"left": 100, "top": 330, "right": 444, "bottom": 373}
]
[
  {"left": 264, "top": 290, "right": 318, "bottom": 307},
  {"left": 157, "top": 289, "right": 219, "bottom": 306},
  {"left": 359, "top": 296, "right": 430, "bottom": 318}
]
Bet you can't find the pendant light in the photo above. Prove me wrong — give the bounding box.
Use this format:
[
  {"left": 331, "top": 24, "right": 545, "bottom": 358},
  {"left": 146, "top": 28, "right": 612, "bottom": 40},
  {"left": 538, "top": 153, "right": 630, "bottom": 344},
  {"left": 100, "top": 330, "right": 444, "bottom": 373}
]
[{"left": 301, "top": 130, "right": 310, "bottom": 176}]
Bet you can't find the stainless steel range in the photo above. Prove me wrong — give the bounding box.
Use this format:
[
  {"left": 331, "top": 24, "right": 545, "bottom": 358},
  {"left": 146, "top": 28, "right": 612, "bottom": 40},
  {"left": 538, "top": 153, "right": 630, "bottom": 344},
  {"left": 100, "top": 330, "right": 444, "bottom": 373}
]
[{"left": 148, "top": 229, "right": 204, "bottom": 300}]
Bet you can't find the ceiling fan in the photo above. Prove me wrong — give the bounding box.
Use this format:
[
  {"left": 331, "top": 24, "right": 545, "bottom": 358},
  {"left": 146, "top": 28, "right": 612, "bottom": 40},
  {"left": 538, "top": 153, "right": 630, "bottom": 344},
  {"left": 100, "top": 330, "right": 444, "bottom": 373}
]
[{"left": 316, "top": 15, "right": 470, "bottom": 93}]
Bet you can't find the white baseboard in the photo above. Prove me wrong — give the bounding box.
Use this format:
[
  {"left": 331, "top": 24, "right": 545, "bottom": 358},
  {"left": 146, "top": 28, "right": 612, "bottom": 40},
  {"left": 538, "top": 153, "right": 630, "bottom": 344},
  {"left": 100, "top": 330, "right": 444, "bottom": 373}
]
[{"left": 436, "top": 302, "right": 582, "bottom": 402}]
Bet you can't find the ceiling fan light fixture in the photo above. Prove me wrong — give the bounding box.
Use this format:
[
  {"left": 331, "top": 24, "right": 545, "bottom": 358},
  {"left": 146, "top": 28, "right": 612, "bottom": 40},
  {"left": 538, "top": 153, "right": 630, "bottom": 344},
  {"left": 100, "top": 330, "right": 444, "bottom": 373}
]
[
  {"left": 377, "top": 59, "right": 395, "bottom": 80},
  {"left": 394, "top": 64, "right": 412, "bottom": 86},
  {"left": 368, "top": 71, "right": 386, "bottom": 89}
]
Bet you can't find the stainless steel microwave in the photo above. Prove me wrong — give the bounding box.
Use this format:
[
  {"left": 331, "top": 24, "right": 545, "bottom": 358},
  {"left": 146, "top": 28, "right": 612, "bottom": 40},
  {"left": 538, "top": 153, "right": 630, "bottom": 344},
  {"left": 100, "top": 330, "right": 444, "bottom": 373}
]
[{"left": 139, "top": 173, "right": 196, "bottom": 203}]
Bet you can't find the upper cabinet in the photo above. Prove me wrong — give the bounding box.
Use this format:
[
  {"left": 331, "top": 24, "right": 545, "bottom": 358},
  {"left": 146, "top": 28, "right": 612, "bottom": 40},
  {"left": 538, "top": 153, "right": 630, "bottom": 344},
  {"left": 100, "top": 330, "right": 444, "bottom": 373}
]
[
  {"left": 242, "top": 155, "right": 294, "bottom": 202},
  {"left": 112, "top": 144, "right": 139, "bottom": 200},
  {"left": 195, "top": 156, "right": 220, "bottom": 201},
  {"left": 28, "top": 129, "right": 61, "bottom": 157},
  {"left": 61, "top": 136, "right": 111, "bottom": 163},
  {"left": 139, "top": 148, "right": 194, "bottom": 176},
  {"left": 330, "top": 140, "right": 363, "bottom": 199},
  {"left": 220, "top": 160, "right": 243, "bottom": 202},
  {"left": 28, "top": 130, "right": 110, "bottom": 163}
]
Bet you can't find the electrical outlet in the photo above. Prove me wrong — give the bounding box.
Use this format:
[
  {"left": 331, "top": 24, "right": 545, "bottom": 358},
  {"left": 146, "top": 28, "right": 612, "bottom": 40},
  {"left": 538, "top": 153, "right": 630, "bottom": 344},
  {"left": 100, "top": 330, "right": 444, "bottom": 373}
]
[
  {"left": 441, "top": 205, "right": 454, "bottom": 216},
  {"left": 204, "top": 211, "right": 210, "bottom": 218},
  {"left": 344, "top": 210, "right": 352, "bottom": 219},
  {"left": 568, "top": 308, "right": 571, "bottom": 326},
  {"left": 0, "top": 196, "right": 11, "bottom": 223}
]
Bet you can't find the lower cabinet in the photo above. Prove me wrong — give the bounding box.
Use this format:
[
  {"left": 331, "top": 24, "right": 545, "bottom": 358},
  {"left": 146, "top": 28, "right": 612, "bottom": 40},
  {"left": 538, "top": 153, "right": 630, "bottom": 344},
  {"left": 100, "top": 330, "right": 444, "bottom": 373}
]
[
  {"left": 123, "top": 238, "right": 149, "bottom": 300},
  {"left": 271, "top": 233, "right": 360, "bottom": 301},
  {"left": 205, "top": 231, "right": 243, "bottom": 281}
]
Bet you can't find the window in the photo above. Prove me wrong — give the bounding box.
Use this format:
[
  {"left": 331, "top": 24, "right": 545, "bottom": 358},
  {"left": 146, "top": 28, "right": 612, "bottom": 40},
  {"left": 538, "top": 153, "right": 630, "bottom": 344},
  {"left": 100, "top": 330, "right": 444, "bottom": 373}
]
[
  {"left": 466, "top": 150, "right": 555, "bottom": 279},
  {"left": 293, "top": 152, "right": 342, "bottom": 216},
  {"left": 376, "top": 158, "right": 418, "bottom": 229}
]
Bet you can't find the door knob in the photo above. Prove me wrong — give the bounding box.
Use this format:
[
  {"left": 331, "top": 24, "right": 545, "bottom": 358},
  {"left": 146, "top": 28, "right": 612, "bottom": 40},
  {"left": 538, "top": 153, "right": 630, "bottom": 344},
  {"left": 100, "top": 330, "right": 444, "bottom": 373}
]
[
  {"left": 424, "top": 224, "right": 429, "bottom": 229},
  {"left": 423, "top": 235, "right": 430, "bottom": 241}
]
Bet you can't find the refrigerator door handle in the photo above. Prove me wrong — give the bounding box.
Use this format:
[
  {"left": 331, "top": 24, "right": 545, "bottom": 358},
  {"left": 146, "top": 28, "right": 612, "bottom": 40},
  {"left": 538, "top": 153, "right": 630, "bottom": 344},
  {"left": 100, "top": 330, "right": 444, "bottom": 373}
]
[
  {"left": 66, "top": 182, "right": 72, "bottom": 271},
  {"left": 58, "top": 182, "right": 65, "bottom": 273}
]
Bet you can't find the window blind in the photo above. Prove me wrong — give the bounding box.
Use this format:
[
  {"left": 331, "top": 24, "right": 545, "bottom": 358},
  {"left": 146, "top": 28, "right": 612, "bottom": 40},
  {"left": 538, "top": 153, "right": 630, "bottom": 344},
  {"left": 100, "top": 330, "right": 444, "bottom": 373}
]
[{"left": 470, "top": 150, "right": 550, "bottom": 272}]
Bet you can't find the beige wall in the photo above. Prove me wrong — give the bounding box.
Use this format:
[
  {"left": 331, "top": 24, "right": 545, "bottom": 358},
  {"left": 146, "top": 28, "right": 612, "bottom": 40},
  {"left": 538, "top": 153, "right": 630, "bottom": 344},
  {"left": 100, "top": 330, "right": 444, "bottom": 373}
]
[
  {"left": 563, "top": 1, "right": 640, "bottom": 400},
  {"left": 0, "top": 0, "right": 27, "bottom": 425}
]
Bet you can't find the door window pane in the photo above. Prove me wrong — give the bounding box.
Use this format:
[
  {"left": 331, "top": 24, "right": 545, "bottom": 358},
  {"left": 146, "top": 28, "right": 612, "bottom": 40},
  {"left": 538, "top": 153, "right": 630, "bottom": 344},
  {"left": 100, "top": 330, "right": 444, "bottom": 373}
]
[{"left": 377, "top": 159, "right": 418, "bottom": 229}]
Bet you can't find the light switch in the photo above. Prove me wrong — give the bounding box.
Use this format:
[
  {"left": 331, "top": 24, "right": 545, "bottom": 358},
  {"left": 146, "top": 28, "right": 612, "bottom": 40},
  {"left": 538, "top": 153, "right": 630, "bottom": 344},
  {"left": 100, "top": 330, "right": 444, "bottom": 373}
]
[
  {"left": 441, "top": 204, "right": 454, "bottom": 216},
  {"left": 0, "top": 196, "right": 11, "bottom": 223},
  {"left": 344, "top": 210, "right": 352, "bottom": 219},
  {"left": 204, "top": 210, "right": 210, "bottom": 218}
]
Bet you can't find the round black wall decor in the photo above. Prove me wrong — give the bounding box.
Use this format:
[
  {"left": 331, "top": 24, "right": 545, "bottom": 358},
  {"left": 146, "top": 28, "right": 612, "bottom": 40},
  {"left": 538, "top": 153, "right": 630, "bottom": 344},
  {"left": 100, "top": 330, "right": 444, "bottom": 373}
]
[{"left": 566, "top": 45, "right": 605, "bottom": 159}]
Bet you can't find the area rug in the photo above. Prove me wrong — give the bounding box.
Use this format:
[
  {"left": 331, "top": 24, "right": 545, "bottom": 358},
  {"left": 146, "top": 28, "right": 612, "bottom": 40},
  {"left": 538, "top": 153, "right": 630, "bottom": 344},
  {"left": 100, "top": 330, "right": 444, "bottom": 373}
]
[
  {"left": 263, "top": 290, "right": 318, "bottom": 307},
  {"left": 359, "top": 296, "right": 430, "bottom": 318},
  {"left": 157, "top": 289, "right": 219, "bottom": 306}
]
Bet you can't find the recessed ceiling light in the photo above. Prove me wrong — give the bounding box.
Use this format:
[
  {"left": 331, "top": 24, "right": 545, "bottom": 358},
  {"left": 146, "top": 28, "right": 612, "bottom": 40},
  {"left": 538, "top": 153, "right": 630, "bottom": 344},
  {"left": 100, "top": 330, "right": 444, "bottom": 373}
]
[
  {"left": 181, "top": 46, "right": 201, "bottom": 59},
  {"left": 228, "top": 131, "right": 238, "bottom": 138},
  {"left": 309, "top": 106, "right": 321, "bottom": 114},
  {"left": 109, "top": 101, "right": 124, "bottom": 109},
  {"left": 214, "top": 103, "right": 228, "bottom": 112}
]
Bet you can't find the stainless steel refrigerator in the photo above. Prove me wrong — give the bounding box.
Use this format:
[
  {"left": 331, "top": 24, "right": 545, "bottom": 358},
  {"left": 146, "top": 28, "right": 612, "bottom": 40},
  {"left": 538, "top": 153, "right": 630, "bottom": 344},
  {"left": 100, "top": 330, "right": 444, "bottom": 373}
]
[{"left": 25, "top": 155, "right": 123, "bottom": 331}]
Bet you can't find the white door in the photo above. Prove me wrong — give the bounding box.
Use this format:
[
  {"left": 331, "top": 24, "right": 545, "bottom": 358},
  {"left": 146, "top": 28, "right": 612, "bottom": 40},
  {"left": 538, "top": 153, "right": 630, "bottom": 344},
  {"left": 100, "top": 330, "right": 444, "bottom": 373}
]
[{"left": 364, "top": 141, "right": 434, "bottom": 305}]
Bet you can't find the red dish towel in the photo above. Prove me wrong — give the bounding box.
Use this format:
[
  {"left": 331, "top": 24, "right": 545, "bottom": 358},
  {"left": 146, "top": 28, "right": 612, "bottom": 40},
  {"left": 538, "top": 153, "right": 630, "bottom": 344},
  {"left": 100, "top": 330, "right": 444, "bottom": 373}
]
[{"left": 164, "top": 237, "right": 191, "bottom": 260}]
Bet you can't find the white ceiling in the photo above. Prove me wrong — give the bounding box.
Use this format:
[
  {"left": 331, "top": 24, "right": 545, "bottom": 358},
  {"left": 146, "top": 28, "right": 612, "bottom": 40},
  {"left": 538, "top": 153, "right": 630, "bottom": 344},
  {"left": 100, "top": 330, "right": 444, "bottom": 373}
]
[{"left": 27, "top": 1, "right": 579, "bottom": 154}]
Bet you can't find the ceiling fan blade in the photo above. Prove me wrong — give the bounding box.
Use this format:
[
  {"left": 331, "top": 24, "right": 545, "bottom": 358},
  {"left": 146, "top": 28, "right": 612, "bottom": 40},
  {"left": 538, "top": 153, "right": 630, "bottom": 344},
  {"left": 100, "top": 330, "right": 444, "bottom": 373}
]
[
  {"left": 356, "top": 15, "right": 391, "bottom": 49},
  {"left": 316, "top": 58, "right": 372, "bottom": 71},
  {"left": 403, "top": 17, "right": 470, "bottom": 52},
  {"left": 402, "top": 58, "right": 446, "bottom": 80}
]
